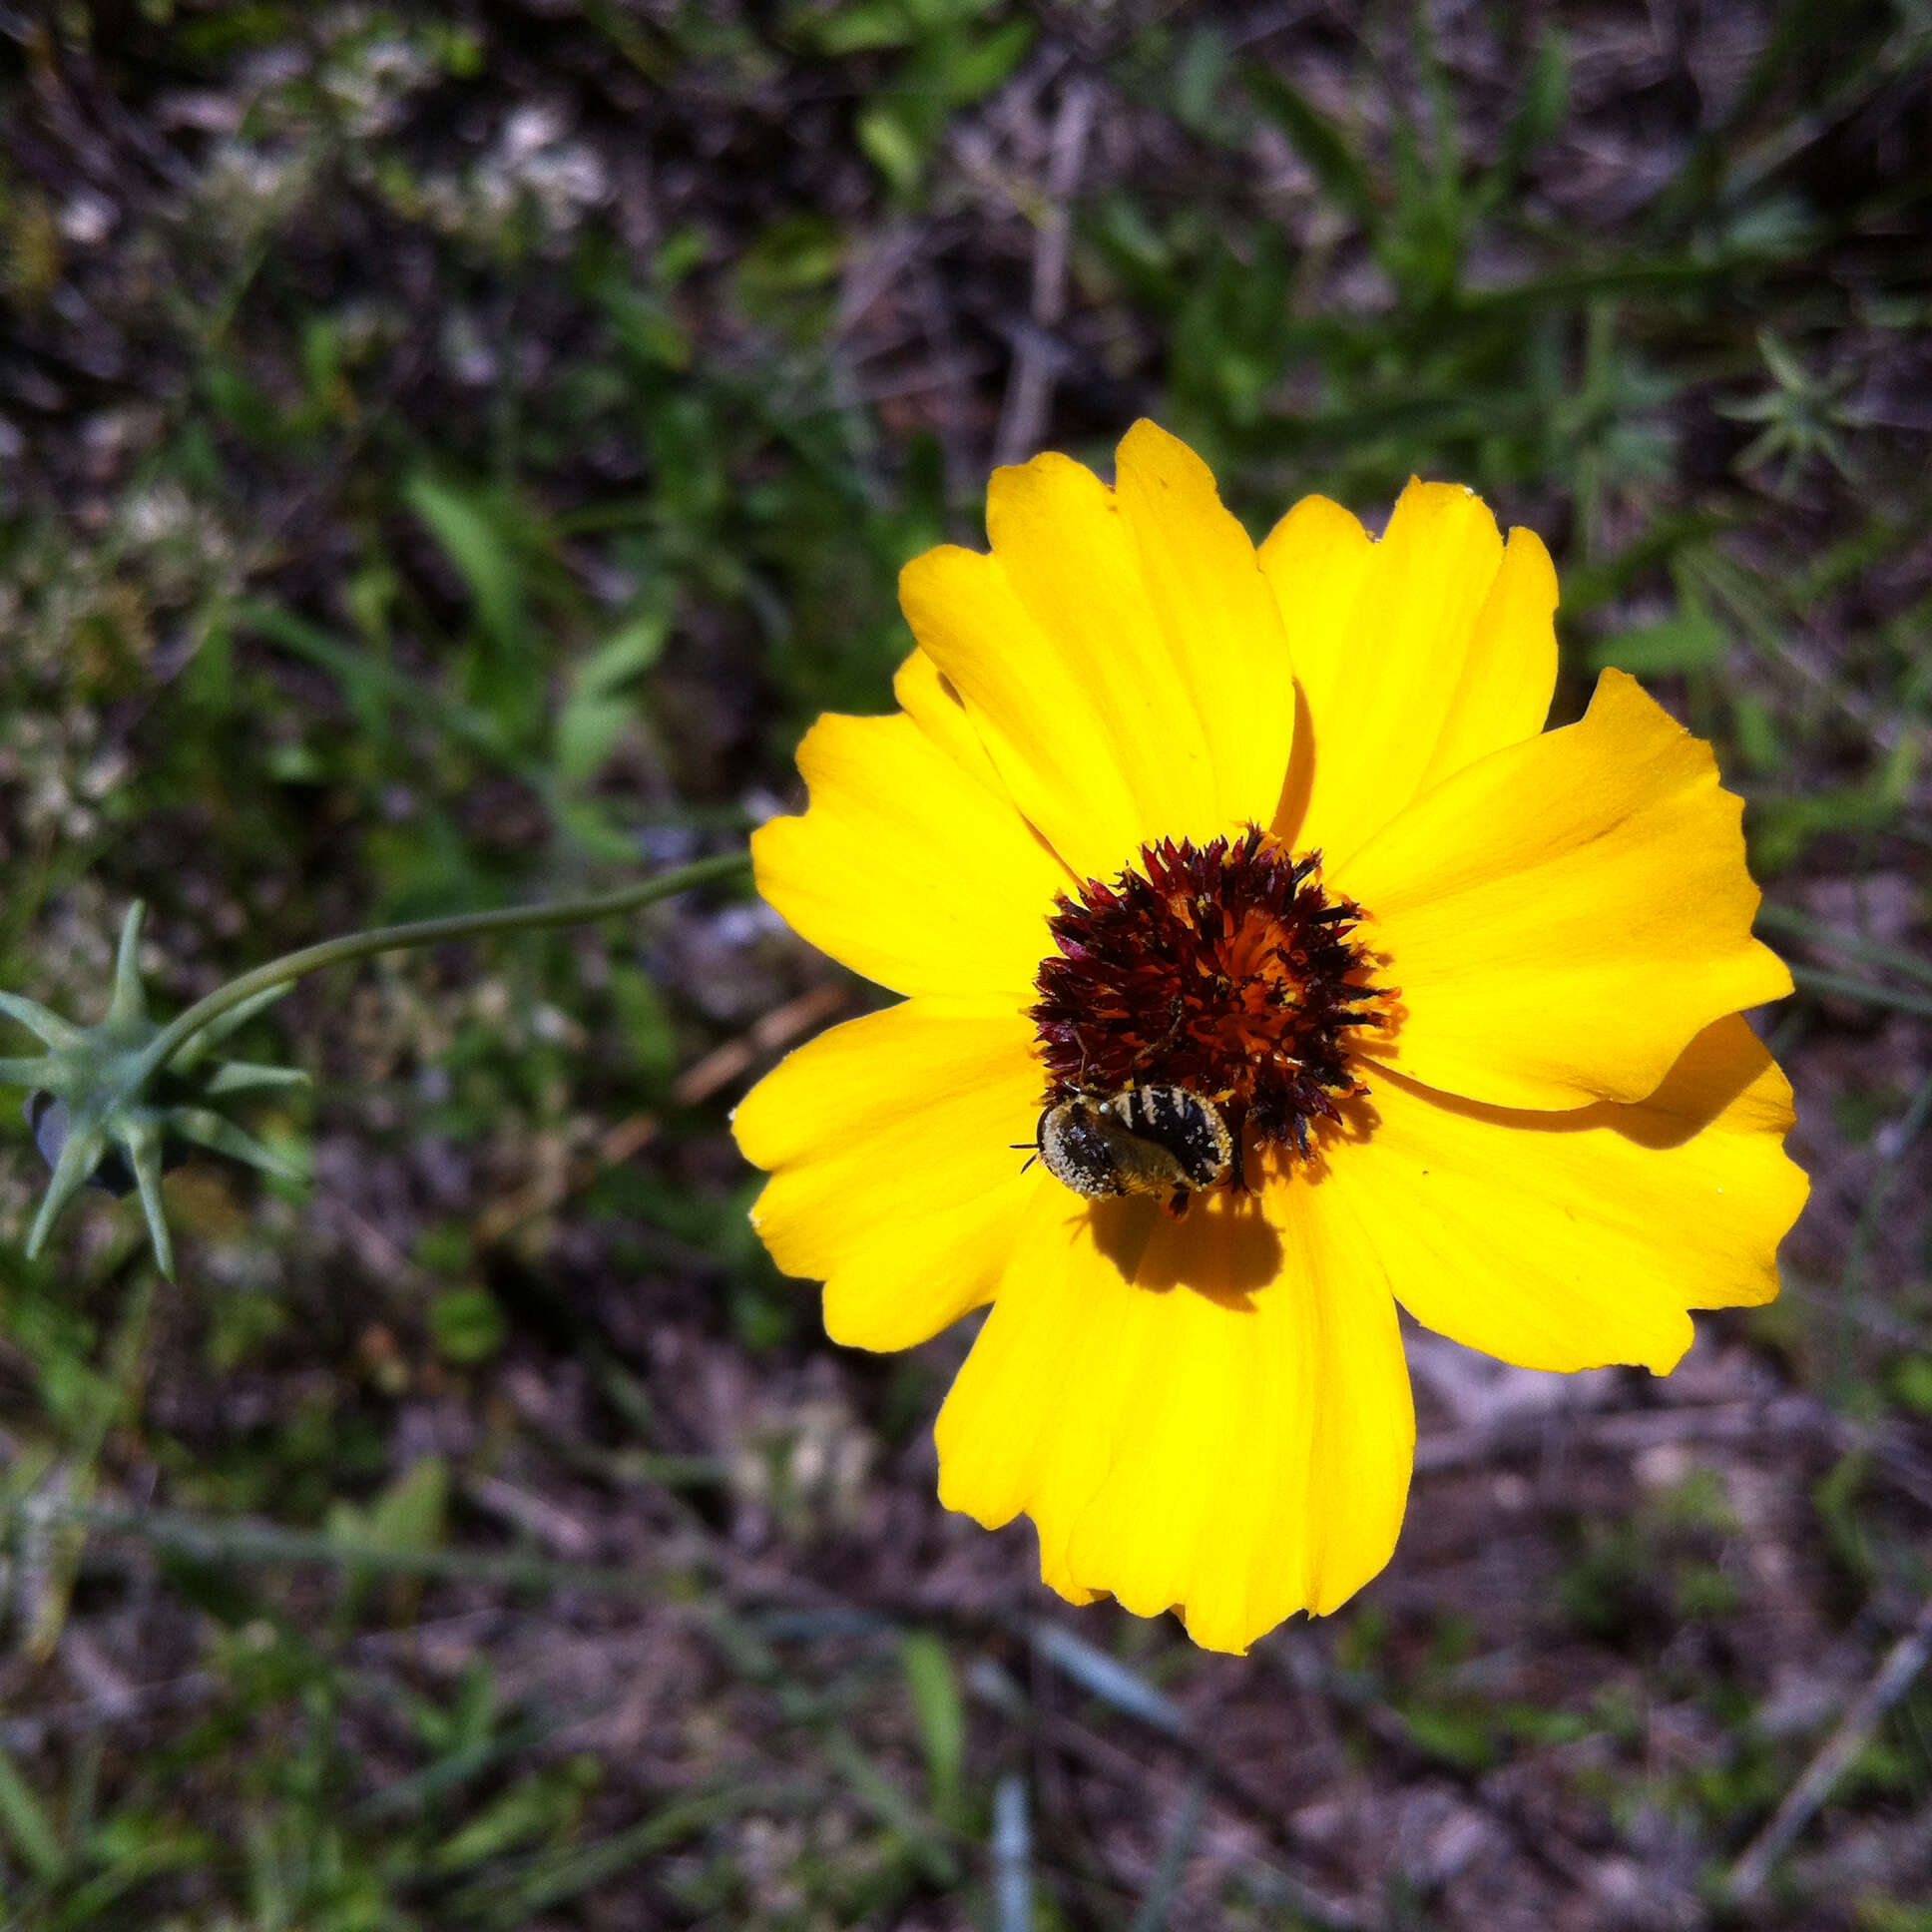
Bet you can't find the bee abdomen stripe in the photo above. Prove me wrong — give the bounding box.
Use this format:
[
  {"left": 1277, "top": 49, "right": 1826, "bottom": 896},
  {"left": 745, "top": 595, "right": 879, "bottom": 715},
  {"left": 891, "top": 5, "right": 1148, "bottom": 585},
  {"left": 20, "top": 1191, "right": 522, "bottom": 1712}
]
[{"left": 1106, "top": 1086, "right": 1231, "bottom": 1189}]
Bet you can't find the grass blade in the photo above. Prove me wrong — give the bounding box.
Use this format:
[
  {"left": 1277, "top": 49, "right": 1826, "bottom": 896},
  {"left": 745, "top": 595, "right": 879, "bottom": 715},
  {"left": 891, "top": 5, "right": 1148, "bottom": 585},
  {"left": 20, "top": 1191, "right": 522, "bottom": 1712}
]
[
  {"left": 992, "top": 1773, "right": 1032, "bottom": 1932},
  {"left": 1130, "top": 1772, "right": 1209, "bottom": 1932},
  {"left": 1790, "top": 966, "right": 1932, "bottom": 1023},
  {"left": 0, "top": 1738, "right": 66, "bottom": 1884},
  {"left": 1029, "top": 1622, "right": 1188, "bottom": 1739},
  {"left": 1242, "top": 66, "right": 1376, "bottom": 225},
  {"left": 899, "top": 1631, "right": 965, "bottom": 1825}
]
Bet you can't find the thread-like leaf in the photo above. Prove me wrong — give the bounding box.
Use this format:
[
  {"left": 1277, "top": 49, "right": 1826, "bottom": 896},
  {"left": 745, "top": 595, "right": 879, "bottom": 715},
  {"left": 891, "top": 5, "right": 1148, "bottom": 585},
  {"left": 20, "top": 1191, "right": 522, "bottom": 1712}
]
[
  {"left": 121, "top": 1119, "right": 177, "bottom": 1280},
  {"left": 26, "top": 1125, "right": 107, "bottom": 1256},
  {"left": 164, "top": 1107, "right": 308, "bottom": 1183},
  {"left": 203, "top": 1061, "right": 311, "bottom": 1096},
  {"left": 167, "top": 981, "right": 295, "bottom": 1068},
  {"left": 0, "top": 991, "right": 83, "bottom": 1051},
  {"left": 109, "top": 901, "right": 149, "bottom": 1026}
]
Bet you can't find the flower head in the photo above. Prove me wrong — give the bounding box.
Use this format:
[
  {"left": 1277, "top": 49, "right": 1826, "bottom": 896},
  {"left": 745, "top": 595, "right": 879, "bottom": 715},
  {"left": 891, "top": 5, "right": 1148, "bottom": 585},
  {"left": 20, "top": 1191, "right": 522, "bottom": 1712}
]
[
  {"left": 733, "top": 422, "right": 1806, "bottom": 1655},
  {"left": 0, "top": 902, "right": 307, "bottom": 1280}
]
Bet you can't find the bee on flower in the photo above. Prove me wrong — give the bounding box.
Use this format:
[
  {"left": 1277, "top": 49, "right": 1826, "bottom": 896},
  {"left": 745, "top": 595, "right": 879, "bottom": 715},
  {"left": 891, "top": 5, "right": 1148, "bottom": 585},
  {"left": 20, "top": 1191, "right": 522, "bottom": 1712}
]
[{"left": 732, "top": 421, "right": 1807, "bottom": 1656}]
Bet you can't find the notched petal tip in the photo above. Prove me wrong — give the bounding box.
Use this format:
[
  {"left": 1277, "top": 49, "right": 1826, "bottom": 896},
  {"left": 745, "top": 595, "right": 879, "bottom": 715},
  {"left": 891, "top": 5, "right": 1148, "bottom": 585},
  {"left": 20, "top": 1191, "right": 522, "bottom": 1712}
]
[
  {"left": 1346, "top": 664, "right": 1795, "bottom": 1111},
  {"left": 1114, "top": 416, "right": 1202, "bottom": 480},
  {"left": 735, "top": 1000, "right": 1046, "bottom": 1352},
  {"left": 751, "top": 709, "right": 1067, "bottom": 1000},
  {"left": 936, "top": 1186, "right": 1414, "bottom": 1656}
]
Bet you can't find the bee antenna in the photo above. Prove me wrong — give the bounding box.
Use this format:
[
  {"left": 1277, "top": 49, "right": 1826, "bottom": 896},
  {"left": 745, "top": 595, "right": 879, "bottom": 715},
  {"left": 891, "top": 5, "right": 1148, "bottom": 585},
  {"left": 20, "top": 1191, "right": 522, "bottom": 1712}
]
[{"left": 1018, "top": 1154, "right": 1038, "bottom": 1174}]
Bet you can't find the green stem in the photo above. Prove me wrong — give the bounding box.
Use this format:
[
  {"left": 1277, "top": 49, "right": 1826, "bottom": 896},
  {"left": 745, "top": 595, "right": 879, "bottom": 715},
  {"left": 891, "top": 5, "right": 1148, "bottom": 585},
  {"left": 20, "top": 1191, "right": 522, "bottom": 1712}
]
[
  {"left": 1789, "top": 963, "right": 1932, "bottom": 1024},
  {"left": 132, "top": 850, "right": 751, "bottom": 1088}
]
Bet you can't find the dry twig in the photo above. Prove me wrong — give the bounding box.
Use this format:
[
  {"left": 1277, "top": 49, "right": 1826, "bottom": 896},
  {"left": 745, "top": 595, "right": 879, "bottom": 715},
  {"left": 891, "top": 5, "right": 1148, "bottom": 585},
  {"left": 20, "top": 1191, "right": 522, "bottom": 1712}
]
[
  {"left": 1726, "top": 1591, "right": 1932, "bottom": 1898},
  {"left": 668, "top": 981, "right": 849, "bottom": 1107},
  {"left": 993, "top": 77, "right": 1097, "bottom": 468}
]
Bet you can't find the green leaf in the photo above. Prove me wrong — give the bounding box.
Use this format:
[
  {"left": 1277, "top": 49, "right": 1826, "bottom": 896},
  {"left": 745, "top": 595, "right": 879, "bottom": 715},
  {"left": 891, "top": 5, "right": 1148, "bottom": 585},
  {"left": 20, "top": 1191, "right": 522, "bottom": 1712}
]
[
  {"left": 1174, "top": 25, "right": 1232, "bottom": 139},
  {"left": 459, "top": 1788, "right": 775, "bottom": 1928},
  {"left": 654, "top": 227, "right": 707, "bottom": 286},
  {"left": 1731, "top": 693, "right": 1787, "bottom": 774},
  {"left": 0, "top": 1738, "right": 66, "bottom": 1884},
  {"left": 430, "top": 1286, "right": 509, "bottom": 1365},
  {"left": 432, "top": 1761, "right": 595, "bottom": 1872},
  {"left": 610, "top": 965, "right": 677, "bottom": 1089},
  {"left": 598, "top": 283, "right": 691, "bottom": 370},
  {"left": 900, "top": 1632, "right": 966, "bottom": 1824},
  {"left": 940, "top": 16, "right": 1032, "bottom": 102},
  {"left": 1493, "top": 28, "right": 1568, "bottom": 189},
  {"left": 856, "top": 101, "right": 928, "bottom": 196},
  {"left": 737, "top": 214, "right": 845, "bottom": 293},
  {"left": 368, "top": 1455, "right": 450, "bottom": 1554},
  {"left": 554, "top": 695, "right": 633, "bottom": 788},
  {"left": 553, "top": 612, "right": 665, "bottom": 786},
  {"left": 1242, "top": 65, "right": 1377, "bottom": 225},
  {"left": 824, "top": 1726, "right": 958, "bottom": 1887},
  {"left": 1588, "top": 597, "right": 1727, "bottom": 674},
  {"left": 577, "top": 612, "right": 670, "bottom": 695},
  {"left": 404, "top": 474, "right": 526, "bottom": 656},
  {"left": 796, "top": 0, "right": 925, "bottom": 54},
  {"left": 551, "top": 794, "right": 646, "bottom": 864},
  {"left": 792, "top": 0, "right": 1003, "bottom": 54},
  {"left": 236, "top": 599, "right": 514, "bottom": 764}
]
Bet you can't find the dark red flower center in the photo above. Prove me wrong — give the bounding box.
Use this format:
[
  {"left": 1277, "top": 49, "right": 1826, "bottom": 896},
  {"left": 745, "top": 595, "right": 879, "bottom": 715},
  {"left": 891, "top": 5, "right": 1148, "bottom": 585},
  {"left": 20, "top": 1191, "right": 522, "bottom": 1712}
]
[{"left": 1030, "top": 826, "right": 1392, "bottom": 1181}]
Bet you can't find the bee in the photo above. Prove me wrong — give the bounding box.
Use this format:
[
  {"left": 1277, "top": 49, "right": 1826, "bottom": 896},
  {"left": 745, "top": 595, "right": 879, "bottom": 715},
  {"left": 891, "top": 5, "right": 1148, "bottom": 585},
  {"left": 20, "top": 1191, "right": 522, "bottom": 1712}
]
[{"left": 1018, "top": 1085, "right": 1235, "bottom": 1214}]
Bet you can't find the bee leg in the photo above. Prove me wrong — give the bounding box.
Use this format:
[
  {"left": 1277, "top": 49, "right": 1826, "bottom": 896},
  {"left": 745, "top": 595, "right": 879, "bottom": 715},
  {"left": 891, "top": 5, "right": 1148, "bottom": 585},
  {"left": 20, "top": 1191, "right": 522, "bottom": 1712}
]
[
  {"left": 1229, "top": 1132, "right": 1248, "bottom": 1194},
  {"left": 1162, "top": 1188, "right": 1191, "bottom": 1219}
]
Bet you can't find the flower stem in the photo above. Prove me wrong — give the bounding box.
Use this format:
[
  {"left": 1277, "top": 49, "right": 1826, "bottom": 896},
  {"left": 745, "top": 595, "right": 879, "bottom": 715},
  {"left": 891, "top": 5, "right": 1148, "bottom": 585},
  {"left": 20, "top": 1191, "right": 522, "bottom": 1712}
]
[{"left": 132, "top": 849, "right": 752, "bottom": 1088}]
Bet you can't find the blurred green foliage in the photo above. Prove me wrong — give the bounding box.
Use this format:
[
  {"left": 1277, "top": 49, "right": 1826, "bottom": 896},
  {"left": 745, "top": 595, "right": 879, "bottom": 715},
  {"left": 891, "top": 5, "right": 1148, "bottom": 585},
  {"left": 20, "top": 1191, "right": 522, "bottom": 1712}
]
[{"left": 0, "top": 0, "right": 1929, "bottom": 1924}]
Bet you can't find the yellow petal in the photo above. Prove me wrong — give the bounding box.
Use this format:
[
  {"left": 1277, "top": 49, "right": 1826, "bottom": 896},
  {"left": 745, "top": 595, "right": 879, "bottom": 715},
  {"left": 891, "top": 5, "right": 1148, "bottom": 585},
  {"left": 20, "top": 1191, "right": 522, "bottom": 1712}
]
[
  {"left": 1416, "top": 523, "right": 1560, "bottom": 798},
  {"left": 899, "top": 424, "right": 1294, "bottom": 880},
  {"left": 733, "top": 999, "right": 1047, "bottom": 1351},
  {"left": 1258, "top": 492, "right": 1374, "bottom": 838},
  {"left": 890, "top": 648, "right": 1006, "bottom": 797},
  {"left": 1300, "top": 1015, "right": 1806, "bottom": 1374},
  {"left": 1343, "top": 670, "right": 1792, "bottom": 1110},
  {"left": 1261, "top": 480, "right": 1557, "bottom": 867},
  {"left": 935, "top": 1182, "right": 1413, "bottom": 1653},
  {"left": 898, "top": 543, "right": 1147, "bottom": 882},
  {"left": 752, "top": 707, "right": 1070, "bottom": 1000},
  {"left": 1113, "top": 421, "right": 1298, "bottom": 834}
]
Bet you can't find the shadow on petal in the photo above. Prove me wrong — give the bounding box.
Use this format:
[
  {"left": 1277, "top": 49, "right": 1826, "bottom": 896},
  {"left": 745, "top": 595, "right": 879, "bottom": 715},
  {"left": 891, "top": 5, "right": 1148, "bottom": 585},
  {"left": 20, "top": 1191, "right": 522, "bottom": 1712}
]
[
  {"left": 1088, "top": 1190, "right": 1282, "bottom": 1307},
  {"left": 1360, "top": 1014, "right": 1776, "bottom": 1154}
]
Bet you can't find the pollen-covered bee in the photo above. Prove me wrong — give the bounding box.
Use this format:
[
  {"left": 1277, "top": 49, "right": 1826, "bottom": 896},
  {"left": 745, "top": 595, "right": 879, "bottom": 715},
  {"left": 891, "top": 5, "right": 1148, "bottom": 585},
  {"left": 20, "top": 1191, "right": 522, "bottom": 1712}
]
[{"left": 1020, "top": 1085, "right": 1235, "bottom": 1213}]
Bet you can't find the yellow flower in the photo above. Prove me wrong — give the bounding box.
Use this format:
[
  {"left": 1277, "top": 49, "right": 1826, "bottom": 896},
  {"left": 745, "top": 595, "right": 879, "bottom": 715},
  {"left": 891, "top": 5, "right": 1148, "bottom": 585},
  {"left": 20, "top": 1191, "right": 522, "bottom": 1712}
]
[{"left": 732, "top": 421, "right": 1807, "bottom": 1655}]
